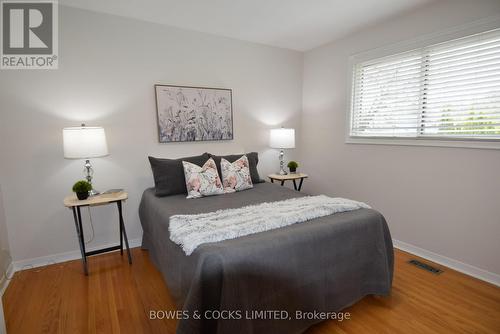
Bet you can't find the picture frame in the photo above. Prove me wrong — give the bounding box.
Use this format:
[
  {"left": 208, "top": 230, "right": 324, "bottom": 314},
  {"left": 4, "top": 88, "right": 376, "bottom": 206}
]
[{"left": 154, "top": 84, "right": 234, "bottom": 143}]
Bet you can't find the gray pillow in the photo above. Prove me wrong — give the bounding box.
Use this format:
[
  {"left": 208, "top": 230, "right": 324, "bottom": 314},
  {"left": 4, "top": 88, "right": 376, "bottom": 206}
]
[
  {"left": 209, "top": 152, "right": 264, "bottom": 184},
  {"left": 148, "top": 153, "right": 210, "bottom": 197}
]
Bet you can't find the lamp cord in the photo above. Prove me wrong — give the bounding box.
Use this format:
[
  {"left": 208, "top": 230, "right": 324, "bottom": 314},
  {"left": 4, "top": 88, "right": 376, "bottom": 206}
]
[
  {"left": 85, "top": 206, "right": 95, "bottom": 244},
  {"left": 0, "top": 207, "right": 95, "bottom": 287}
]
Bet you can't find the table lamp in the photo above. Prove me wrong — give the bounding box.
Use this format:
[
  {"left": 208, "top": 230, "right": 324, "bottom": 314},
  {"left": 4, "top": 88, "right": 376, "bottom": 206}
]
[
  {"left": 63, "top": 124, "right": 109, "bottom": 196},
  {"left": 270, "top": 127, "right": 295, "bottom": 175}
]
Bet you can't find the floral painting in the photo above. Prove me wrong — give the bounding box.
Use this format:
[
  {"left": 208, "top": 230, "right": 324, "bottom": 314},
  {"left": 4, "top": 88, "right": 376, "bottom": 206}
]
[{"left": 155, "top": 85, "right": 233, "bottom": 142}]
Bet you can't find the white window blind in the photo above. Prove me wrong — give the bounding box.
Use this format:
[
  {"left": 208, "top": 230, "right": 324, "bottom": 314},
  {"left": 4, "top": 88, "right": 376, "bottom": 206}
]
[{"left": 351, "top": 28, "right": 500, "bottom": 140}]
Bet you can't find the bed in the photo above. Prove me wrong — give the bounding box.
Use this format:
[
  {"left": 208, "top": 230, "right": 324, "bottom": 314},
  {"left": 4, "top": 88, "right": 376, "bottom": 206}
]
[{"left": 139, "top": 182, "right": 393, "bottom": 334}]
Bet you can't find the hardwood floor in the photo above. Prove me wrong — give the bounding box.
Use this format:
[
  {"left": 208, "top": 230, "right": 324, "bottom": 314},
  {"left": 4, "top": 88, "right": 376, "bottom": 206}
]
[{"left": 3, "top": 248, "right": 500, "bottom": 333}]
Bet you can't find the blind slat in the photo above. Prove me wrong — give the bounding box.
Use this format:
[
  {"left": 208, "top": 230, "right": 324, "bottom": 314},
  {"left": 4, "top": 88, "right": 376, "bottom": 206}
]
[
  {"left": 358, "top": 68, "right": 422, "bottom": 82},
  {"left": 429, "top": 40, "right": 500, "bottom": 61},
  {"left": 359, "top": 63, "right": 422, "bottom": 76},
  {"left": 422, "top": 63, "right": 500, "bottom": 82},
  {"left": 424, "top": 95, "right": 500, "bottom": 106},
  {"left": 425, "top": 83, "right": 500, "bottom": 98},
  {"left": 355, "top": 118, "right": 500, "bottom": 128},
  {"left": 428, "top": 55, "right": 500, "bottom": 73},
  {"left": 428, "top": 46, "right": 500, "bottom": 67},
  {"left": 352, "top": 123, "right": 500, "bottom": 130},
  {"left": 355, "top": 90, "right": 422, "bottom": 101},
  {"left": 354, "top": 110, "right": 500, "bottom": 120},
  {"left": 431, "top": 35, "right": 500, "bottom": 55},
  {"left": 424, "top": 59, "right": 500, "bottom": 78},
  {"left": 427, "top": 72, "right": 500, "bottom": 89}
]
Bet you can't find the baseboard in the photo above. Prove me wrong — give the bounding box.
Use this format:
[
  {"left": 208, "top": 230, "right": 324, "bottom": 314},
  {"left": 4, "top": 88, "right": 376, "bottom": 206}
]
[
  {"left": 12, "top": 238, "right": 142, "bottom": 273},
  {"left": 0, "top": 262, "right": 14, "bottom": 297},
  {"left": 6, "top": 237, "right": 500, "bottom": 288},
  {"left": 393, "top": 239, "right": 500, "bottom": 287}
]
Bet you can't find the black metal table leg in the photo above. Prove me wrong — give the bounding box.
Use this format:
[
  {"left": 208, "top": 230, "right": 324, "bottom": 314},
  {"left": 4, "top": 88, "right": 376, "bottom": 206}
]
[
  {"left": 75, "top": 207, "right": 88, "bottom": 275},
  {"left": 280, "top": 180, "right": 285, "bottom": 186},
  {"left": 292, "top": 179, "right": 298, "bottom": 191},
  {"left": 270, "top": 179, "right": 274, "bottom": 183},
  {"left": 117, "top": 201, "right": 132, "bottom": 264},
  {"left": 297, "top": 178, "right": 304, "bottom": 191},
  {"left": 72, "top": 207, "right": 87, "bottom": 275},
  {"left": 119, "top": 210, "right": 123, "bottom": 255}
]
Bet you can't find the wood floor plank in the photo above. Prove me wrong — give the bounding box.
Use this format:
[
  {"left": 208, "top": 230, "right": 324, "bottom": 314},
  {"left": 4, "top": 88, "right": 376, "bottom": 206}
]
[{"left": 2, "top": 248, "right": 500, "bottom": 333}]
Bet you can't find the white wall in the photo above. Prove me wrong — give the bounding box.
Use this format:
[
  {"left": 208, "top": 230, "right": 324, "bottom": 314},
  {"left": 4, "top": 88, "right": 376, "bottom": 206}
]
[
  {"left": 0, "top": 297, "right": 5, "bottom": 334},
  {"left": 0, "top": 185, "right": 11, "bottom": 290},
  {"left": 0, "top": 185, "right": 9, "bottom": 334},
  {"left": 0, "top": 6, "right": 303, "bottom": 263},
  {"left": 301, "top": 0, "right": 500, "bottom": 276}
]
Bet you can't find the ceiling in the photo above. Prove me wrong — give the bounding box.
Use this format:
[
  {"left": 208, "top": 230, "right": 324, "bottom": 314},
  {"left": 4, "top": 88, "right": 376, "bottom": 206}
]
[{"left": 61, "top": 0, "right": 434, "bottom": 51}]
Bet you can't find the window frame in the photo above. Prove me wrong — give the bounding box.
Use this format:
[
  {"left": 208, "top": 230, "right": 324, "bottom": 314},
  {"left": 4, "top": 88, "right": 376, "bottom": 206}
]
[{"left": 346, "top": 16, "right": 500, "bottom": 150}]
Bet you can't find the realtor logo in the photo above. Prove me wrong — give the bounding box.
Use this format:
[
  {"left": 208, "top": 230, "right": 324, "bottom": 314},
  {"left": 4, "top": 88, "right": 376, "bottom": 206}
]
[{"left": 1, "top": 0, "right": 58, "bottom": 69}]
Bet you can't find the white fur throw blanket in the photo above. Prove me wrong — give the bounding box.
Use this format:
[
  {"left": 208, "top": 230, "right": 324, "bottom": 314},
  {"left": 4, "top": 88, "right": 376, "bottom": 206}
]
[{"left": 169, "top": 195, "right": 370, "bottom": 255}]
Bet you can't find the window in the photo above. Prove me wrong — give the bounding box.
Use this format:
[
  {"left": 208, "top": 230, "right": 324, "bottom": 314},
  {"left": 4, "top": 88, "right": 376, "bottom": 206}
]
[{"left": 350, "top": 28, "right": 500, "bottom": 143}]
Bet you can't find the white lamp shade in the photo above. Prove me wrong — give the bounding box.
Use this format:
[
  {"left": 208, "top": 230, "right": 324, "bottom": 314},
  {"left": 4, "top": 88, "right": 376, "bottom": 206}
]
[
  {"left": 269, "top": 128, "right": 295, "bottom": 149},
  {"left": 63, "top": 126, "right": 109, "bottom": 159}
]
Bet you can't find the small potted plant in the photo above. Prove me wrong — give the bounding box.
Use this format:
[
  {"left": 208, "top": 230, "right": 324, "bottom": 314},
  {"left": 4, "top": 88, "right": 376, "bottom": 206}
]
[
  {"left": 72, "top": 180, "right": 92, "bottom": 200},
  {"left": 287, "top": 161, "right": 299, "bottom": 174}
]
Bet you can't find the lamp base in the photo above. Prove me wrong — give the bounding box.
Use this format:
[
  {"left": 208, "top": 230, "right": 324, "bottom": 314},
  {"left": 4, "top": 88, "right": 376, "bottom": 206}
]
[
  {"left": 89, "top": 189, "right": 100, "bottom": 196},
  {"left": 278, "top": 149, "right": 288, "bottom": 175},
  {"left": 83, "top": 159, "right": 100, "bottom": 196}
]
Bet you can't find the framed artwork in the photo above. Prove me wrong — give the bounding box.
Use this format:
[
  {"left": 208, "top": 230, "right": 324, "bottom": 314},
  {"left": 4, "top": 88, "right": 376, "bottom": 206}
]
[{"left": 154, "top": 84, "right": 234, "bottom": 143}]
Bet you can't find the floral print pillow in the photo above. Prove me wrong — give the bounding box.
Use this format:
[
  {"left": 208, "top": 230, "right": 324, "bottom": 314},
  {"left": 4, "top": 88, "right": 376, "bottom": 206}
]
[
  {"left": 182, "top": 158, "right": 224, "bottom": 199},
  {"left": 221, "top": 155, "right": 253, "bottom": 193}
]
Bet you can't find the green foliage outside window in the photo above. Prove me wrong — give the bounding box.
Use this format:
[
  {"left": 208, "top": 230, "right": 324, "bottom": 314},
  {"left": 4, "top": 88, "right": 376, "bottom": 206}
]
[{"left": 438, "top": 110, "right": 500, "bottom": 136}]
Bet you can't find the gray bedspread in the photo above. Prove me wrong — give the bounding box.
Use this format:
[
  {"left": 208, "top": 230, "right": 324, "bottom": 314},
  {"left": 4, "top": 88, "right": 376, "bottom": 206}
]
[{"left": 139, "top": 182, "right": 393, "bottom": 334}]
